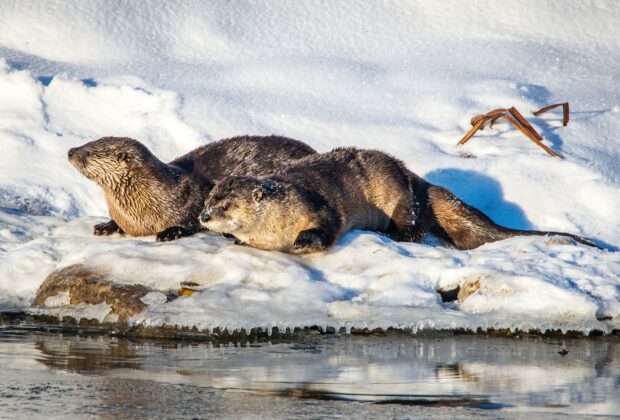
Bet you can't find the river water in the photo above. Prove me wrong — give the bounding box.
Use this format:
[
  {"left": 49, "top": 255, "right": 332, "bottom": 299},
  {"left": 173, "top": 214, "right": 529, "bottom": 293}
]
[{"left": 0, "top": 326, "right": 618, "bottom": 419}]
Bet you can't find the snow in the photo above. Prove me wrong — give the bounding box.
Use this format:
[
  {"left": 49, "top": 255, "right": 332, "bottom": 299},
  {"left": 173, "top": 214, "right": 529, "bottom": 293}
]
[{"left": 0, "top": 1, "right": 619, "bottom": 333}]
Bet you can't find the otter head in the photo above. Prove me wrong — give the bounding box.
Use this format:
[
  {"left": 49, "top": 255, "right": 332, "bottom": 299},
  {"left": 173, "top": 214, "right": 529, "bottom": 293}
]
[
  {"left": 199, "top": 176, "right": 286, "bottom": 235},
  {"left": 68, "top": 137, "right": 157, "bottom": 188}
]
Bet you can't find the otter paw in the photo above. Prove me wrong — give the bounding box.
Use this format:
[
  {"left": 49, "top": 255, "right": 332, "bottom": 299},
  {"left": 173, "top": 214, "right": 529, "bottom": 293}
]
[
  {"left": 293, "top": 229, "right": 328, "bottom": 252},
  {"left": 93, "top": 220, "right": 122, "bottom": 236},
  {"left": 220, "top": 233, "right": 245, "bottom": 245},
  {"left": 156, "top": 226, "right": 190, "bottom": 242}
]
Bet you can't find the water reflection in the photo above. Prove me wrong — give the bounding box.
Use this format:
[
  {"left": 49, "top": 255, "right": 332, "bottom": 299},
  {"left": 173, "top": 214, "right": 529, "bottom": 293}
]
[{"left": 1, "top": 330, "right": 619, "bottom": 416}]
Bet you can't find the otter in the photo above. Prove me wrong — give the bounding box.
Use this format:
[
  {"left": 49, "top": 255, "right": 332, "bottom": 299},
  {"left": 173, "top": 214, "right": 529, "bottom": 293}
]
[
  {"left": 199, "top": 148, "right": 599, "bottom": 253},
  {"left": 68, "top": 136, "right": 316, "bottom": 241}
]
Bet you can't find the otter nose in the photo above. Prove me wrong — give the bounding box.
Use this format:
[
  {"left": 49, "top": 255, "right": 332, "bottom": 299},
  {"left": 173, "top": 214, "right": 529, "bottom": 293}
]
[
  {"left": 67, "top": 147, "right": 77, "bottom": 159},
  {"left": 199, "top": 210, "right": 211, "bottom": 224}
]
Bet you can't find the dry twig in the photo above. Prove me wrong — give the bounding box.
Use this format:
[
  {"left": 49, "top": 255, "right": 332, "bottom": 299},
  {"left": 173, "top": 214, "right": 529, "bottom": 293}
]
[
  {"left": 533, "top": 102, "right": 569, "bottom": 126},
  {"left": 458, "top": 102, "right": 569, "bottom": 158}
]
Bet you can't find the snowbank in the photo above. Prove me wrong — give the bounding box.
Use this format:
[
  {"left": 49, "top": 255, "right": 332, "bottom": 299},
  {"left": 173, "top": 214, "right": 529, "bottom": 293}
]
[{"left": 0, "top": 1, "right": 619, "bottom": 333}]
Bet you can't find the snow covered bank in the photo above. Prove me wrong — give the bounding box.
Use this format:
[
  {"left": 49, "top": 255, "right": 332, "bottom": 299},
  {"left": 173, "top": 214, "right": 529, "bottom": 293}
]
[
  {"left": 5, "top": 212, "right": 620, "bottom": 334},
  {"left": 0, "top": 1, "right": 619, "bottom": 333}
]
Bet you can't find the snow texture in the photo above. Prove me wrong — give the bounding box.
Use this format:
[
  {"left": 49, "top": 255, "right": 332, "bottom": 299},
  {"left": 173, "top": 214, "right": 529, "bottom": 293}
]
[{"left": 0, "top": 1, "right": 619, "bottom": 333}]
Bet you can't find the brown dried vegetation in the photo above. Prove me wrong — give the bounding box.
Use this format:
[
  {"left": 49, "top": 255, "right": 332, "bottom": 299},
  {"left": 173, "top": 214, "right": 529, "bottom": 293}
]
[{"left": 458, "top": 102, "right": 569, "bottom": 157}]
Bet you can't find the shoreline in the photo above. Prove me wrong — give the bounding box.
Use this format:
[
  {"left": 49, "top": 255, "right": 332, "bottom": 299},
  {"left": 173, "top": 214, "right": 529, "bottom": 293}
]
[{"left": 3, "top": 312, "right": 618, "bottom": 343}]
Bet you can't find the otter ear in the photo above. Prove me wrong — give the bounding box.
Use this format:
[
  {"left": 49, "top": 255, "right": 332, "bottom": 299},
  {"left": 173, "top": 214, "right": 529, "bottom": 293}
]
[
  {"left": 252, "top": 188, "right": 264, "bottom": 202},
  {"left": 117, "top": 152, "right": 129, "bottom": 161}
]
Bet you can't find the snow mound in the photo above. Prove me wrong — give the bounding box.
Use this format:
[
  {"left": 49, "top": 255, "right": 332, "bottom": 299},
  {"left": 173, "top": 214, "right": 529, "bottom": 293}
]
[{"left": 2, "top": 213, "right": 619, "bottom": 334}]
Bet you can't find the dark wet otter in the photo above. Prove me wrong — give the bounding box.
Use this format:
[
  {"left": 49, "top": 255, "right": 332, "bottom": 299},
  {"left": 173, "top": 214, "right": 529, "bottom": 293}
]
[
  {"left": 68, "top": 136, "right": 316, "bottom": 241},
  {"left": 199, "top": 148, "right": 599, "bottom": 253}
]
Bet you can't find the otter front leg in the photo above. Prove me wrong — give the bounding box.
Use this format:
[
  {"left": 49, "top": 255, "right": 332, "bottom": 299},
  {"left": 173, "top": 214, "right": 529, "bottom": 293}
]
[
  {"left": 222, "top": 233, "right": 247, "bottom": 246},
  {"left": 292, "top": 228, "right": 332, "bottom": 254},
  {"left": 156, "top": 226, "right": 195, "bottom": 242},
  {"left": 94, "top": 220, "right": 123, "bottom": 236}
]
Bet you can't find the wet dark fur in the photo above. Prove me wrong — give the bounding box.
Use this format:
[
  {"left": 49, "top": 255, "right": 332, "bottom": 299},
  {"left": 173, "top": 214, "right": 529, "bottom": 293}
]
[
  {"left": 68, "top": 136, "right": 316, "bottom": 240},
  {"left": 200, "top": 148, "right": 599, "bottom": 253}
]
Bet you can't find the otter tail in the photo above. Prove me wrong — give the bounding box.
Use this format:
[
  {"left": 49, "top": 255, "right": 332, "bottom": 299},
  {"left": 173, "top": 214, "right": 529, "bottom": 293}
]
[{"left": 426, "top": 186, "right": 600, "bottom": 250}]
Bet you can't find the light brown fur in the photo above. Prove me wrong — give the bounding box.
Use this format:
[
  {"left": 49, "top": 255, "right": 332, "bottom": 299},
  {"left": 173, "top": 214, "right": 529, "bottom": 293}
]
[
  {"left": 201, "top": 149, "right": 426, "bottom": 253},
  {"left": 68, "top": 136, "right": 316, "bottom": 241},
  {"left": 69, "top": 137, "right": 205, "bottom": 237}
]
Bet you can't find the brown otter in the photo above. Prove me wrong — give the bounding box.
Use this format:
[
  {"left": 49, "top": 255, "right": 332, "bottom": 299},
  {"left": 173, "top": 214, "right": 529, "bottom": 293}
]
[
  {"left": 68, "top": 136, "right": 316, "bottom": 241},
  {"left": 199, "top": 148, "right": 599, "bottom": 253}
]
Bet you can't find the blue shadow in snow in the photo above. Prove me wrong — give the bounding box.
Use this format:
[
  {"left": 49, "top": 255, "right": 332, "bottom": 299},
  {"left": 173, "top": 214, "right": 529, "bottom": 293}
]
[
  {"left": 36, "top": 76, "right": 98, "bottom": 87},
  {"left": 37, "top": 75, "right": 53, "bottom": 86},
  {"left": 81, "top": 78, "right": 98, "bottom": 87},
  {"left": 425, "top": 168, "right": 533, "bottom": 230},
  {"left": 294, "top": 259, "right": 358, "bottom": 302}
]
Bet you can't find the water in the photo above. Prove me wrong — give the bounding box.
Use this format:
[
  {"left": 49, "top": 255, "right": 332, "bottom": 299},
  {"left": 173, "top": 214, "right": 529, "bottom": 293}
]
[{"left": 0, "top": 326, "right": 618, "bottom": 419}]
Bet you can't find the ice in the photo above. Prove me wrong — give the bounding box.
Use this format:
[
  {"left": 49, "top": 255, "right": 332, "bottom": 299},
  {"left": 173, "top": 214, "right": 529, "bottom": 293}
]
[{"left": 0, "top": 1, "right": 619, "bottom": 333}]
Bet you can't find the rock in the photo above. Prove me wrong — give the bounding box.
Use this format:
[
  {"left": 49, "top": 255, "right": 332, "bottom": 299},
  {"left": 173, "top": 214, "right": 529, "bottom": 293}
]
[
  {"left": 457, "top": 278, "right": 481, "bottom": 302},
  {"left": 34, "top": 264, "right": 153, "bottom": 323}
]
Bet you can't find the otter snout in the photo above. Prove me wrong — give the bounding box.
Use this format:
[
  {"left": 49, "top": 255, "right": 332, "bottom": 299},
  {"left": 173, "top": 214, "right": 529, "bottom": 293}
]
[
  {"left": 68, "top": 146, "right": 88, "bottom": 163},
  {"left": 67, "top": 147, "right": 80, "bottom": 161},
  {"left": 198, "top": 209, "right": 211, "bottom": 224}
]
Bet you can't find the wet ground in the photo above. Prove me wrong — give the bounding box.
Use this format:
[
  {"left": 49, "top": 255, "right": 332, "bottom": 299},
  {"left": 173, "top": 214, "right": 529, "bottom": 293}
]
[{"left": 0, "top": 325, "right": 618, "bottom": 419}]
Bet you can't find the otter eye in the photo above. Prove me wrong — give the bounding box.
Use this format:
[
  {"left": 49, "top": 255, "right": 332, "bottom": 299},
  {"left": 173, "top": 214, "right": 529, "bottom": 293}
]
[{"left": 220, "top": 203, "right": 230, "bottom": 211}]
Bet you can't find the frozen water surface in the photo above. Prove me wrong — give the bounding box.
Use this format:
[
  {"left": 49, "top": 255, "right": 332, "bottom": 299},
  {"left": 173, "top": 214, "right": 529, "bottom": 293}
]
[{"left": 0, "top": 328, "right": 618, "bottom": 418}]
